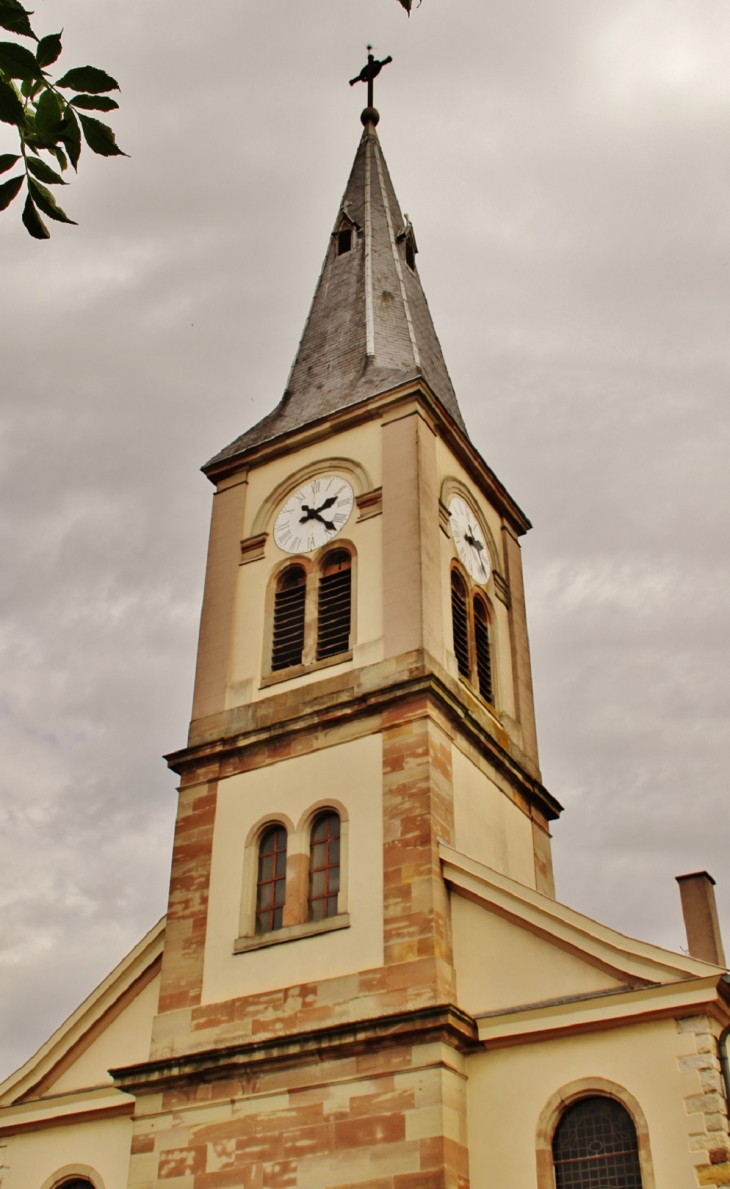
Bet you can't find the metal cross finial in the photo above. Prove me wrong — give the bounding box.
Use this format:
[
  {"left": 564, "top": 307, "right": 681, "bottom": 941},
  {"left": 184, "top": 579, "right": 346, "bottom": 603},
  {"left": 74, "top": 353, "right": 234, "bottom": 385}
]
[{"left": 349, "top": 47, "right": 393, "bottom": 110}]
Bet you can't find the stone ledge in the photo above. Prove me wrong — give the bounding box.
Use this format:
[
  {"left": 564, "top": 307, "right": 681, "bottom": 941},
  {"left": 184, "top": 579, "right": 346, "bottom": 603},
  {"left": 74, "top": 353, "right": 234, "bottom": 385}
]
[{"left": 234, "top": 913, "right": 350, "bottom": 953}]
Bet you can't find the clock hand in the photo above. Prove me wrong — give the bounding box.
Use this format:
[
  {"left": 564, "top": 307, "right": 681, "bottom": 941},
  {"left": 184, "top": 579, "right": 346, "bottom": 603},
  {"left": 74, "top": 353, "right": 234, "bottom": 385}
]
[
  {"left": 315, "top": 496, "right": 337, "bottom": 513},
  {"left": 298, "top": 506, "right": 336, "bottom": 531}
]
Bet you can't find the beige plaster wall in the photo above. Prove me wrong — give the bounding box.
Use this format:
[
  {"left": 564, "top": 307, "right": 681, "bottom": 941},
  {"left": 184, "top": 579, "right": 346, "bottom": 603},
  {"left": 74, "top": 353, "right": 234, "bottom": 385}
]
[
  {"left": 451, "top": 745, "right": 535, "bottom": 888},
  {"left": 466, "top": 1019, "right": 703, "bottom": 1188},
  {"left": 1, "top": 1114, "right": 133, "bottom": 1189},
  {"left": 50, "top": 974, "right": 160, "bottom": 1094},
  {"left": 451, "top": 895, "right": 623, "bottom": 1017},
  {"left": 202, "top": 734, "right": 384, "bottom": 1004},
  {"left": 226, "top": 422, "right": 384, "bottom": 709}
]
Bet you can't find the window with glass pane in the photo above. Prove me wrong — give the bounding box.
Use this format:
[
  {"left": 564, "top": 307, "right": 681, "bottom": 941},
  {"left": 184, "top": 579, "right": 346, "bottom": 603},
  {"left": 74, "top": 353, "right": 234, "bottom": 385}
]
[
  {"left": 256, "top": 825, "right": 287, "bottom": 933},
  {"left": 552, "top": 1097, "right": 643, "bottom": 1189},
  {"left": 308, "top": 811, "right": 340, "bottom": 920}
]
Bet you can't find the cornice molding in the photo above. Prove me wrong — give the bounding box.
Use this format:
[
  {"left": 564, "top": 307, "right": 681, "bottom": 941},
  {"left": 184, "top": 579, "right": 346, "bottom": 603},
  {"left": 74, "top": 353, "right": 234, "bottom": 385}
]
[
  {"left": 203, "top": 381, "right": 532, "bottom": 538},
  {"left": 111, "top": 1003, "right": 479, "bottom": 1095},
  {"left": 167, "top": 652, "right": 561, "bottom": 821}
]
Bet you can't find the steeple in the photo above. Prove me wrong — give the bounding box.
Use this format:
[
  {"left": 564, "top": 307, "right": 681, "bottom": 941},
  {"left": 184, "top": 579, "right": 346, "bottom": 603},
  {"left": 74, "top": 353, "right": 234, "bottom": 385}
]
[{"left": 207, "top": 110, "right": 466, "bottom": 470}]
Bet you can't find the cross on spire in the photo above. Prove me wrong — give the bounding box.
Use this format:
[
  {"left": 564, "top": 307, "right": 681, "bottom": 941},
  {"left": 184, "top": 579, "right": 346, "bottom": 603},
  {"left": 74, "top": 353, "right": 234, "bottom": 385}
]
[{"left": 349, "top": 47, "right": 393, "bottom": 116}]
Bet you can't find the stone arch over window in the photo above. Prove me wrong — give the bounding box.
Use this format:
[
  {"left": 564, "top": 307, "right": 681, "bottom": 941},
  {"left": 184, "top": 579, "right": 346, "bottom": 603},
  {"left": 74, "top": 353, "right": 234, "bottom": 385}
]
[
  {"left": 255, "top": 822, "right": 288, "bottom": 933},
  {"left": 271, "top": 563, "right": 308, "bottom": 671},
  {"left": 308, "top": 809, "right": 341, "bottom": 920},
  {"left": 316, "top": 547, "right": 352, "bottom": 661},
  {"left": 41, "top": 1169, "right": 105, "bottom": 1189},
  {"left": 238, "top": 814, "right": 295, "bottom": 939},
  {"left": 535, "top": 1079, "right": 656, "bottom": 1189},
  {"left": 251, "top": 458, "right": 374, "bottom": 539}
]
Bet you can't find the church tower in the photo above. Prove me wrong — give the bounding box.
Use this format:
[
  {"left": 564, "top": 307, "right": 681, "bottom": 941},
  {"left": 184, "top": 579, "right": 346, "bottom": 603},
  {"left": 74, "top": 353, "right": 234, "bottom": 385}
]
[
  {"left": 115, "top": 94, "right": 560, "bottom": 1185},
  {"left": 3, "top": 61, "right": 730, "bottom": 1189}
]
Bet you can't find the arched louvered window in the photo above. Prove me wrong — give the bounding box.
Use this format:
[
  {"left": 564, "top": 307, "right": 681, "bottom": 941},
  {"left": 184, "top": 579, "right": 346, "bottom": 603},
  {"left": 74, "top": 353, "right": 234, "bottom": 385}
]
[
  {"left": 473, "top": 597, "right": 493, "bottom": 703},
  {"left": 317, "top": 551, "right": 351, "bottom": 661},
  {"left": 271, "top": 566, "right": 306, "bottom": 671},
  {"left": 451, "top": 571, "right": 470, "bottom": 678},
  {"left": 308, "top": 811, "right": 341, "bottom": 920},
  {"left": 552, "top": 1097, "right": 643, "bottom": 1189},
  {"left": 255, "top": 824, "right": 287, "bottom": 933}
]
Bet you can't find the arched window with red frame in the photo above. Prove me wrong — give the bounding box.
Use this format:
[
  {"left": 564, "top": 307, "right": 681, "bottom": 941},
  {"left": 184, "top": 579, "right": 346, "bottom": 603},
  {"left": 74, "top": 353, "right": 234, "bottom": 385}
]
[
  {"left": 308, "top": 811, "right": 341, "bottom": 920},
  {"left": 256, "top": 824, "right": 287, "bottom": 933}
]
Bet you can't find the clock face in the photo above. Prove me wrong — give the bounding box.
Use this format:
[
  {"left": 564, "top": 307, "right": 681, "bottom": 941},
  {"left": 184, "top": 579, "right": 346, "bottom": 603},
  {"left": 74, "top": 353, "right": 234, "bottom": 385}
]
[
  {"left": 274, "top": 475, "right": 355, "bottom": 555},
  {"left": 449, "top": 496, "right": 491, "bottom": 585}
]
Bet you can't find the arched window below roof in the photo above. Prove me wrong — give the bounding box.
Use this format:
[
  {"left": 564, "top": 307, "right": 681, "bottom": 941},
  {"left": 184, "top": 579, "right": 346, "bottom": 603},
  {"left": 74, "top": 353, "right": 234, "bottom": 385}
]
[
  {"left": 552, "top": 1097, "right": 643, "bottom": 1189},
  {"left": 255, "top": 824, "right": 287, "bottom": 933},
  {"left": 271, "top": 565, "right": 307, "bottom": 671},
  {"left": 450, "top": 570, "right": 470, "bottom": 679},
  {"left": 473, "top": 596, "right": 493, "bottom": 703},
  {"left": 316, "top": 550, "right": 351, "bottom": 661}
]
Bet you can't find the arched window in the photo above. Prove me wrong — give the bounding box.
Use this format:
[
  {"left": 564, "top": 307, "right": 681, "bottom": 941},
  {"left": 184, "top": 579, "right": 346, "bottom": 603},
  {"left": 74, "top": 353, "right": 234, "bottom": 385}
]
[
  {"left": 255, "top": 824, "right": 287, "bottom": 933},
  {"left": 309, "top": 811, "right": 340, "bottom": 920},
  {"left": 271, "top": 566, "right": 306, "bottom": 671},
  {"left": 552, "top": 1097, "right": 643, "bottom": 1189},
  {"left": 473, "top": 596, "right": 493, "bottom": 703},
  {"left": 450, "top": 570, "right": 470, "bottom": 679},
  {"left": 316, "top": 551, "right": 351, "bottom": 661},
  {"left": 57, "top": 1181, "right": 96, "bottom": 1189}
]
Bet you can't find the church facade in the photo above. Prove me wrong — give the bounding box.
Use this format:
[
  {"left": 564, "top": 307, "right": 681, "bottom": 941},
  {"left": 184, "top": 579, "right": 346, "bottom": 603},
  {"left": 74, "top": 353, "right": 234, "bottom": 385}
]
[{"left": 2, "top": 100, "right": 730, "bottom": 1189}]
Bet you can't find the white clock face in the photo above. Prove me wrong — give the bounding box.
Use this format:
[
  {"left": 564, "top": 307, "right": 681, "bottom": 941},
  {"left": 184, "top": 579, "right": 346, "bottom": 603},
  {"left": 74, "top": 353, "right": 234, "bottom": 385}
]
[
  {"left": 449, "top": 496, "right": 491, "bottom": 585},
  {"left": 274, "top": 475, "right": 354, "bottom": 554}
]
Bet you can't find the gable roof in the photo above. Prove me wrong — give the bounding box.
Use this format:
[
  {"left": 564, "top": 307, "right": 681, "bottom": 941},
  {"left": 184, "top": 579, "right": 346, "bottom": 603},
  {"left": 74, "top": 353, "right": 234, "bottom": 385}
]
[
  {"left": 441, "top": 843, "right": 722, "bottom": 986},
  {"left": 0, "top": 917, "right": 165, "bottom": 1106},
  {"left": 205, "top": 116, "right": 467, "bottom": 472}
]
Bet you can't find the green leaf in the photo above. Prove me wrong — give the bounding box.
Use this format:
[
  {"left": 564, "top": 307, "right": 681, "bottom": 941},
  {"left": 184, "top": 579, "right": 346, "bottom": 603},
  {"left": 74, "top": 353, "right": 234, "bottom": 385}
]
[
  {"left": 0, "top": 75, "right": 24, "bottom": 124},
  {"left": 22, "top": 191, "right": 49, "bottom": 237},
  {"left": 58, "top": 106, "right": 80, "bottom": 169},
  {"left": 0, "top": 151, "right": 19, "bottom": 173},
  {"left": 398, "top": 0, "right": 412, "bottom": 9},
  {"left": 26, "top": 155, "right": 65, "bottom": 183},
  {"left": 50, "top": 143, "right": 67, "bottom": 171},
  {"left": 20, "top": 75, "right": 42, "bottom": 97},
  {"left": 0, "top": 39, "right": 42, "bottom": 80},
  {"left": 78, "top": 112, "right": 126, "bottom": 157},
  {"left": 70, "top": 93, "right": 118, "bottom": 111},
  {"left": 34, "top": 85, "right": 63, "bottom": 136},
  {"left": 55, "top": 65, "right": 118, "bottom": 93},
  {"left": 0, "top": 171, "right": 22, "bottom": 209},
  {"left": 28, "top": 176, "right": 76, "bottom": 222},
  {"left": 36, "top": 32, "right": 62, "bottom": 68},
  {"left": 0, "top": 0, "right": 36, "bottom": 40}
]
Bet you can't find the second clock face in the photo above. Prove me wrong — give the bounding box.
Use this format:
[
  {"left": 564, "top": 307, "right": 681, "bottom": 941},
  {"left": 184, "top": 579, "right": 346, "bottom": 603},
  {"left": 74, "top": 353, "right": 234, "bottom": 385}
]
[
  {"left": 274, "top": 475, "right": 355, "bottom": 554},
  {"left": 450, "top": 496, "right": 491, "bottom": 585}
]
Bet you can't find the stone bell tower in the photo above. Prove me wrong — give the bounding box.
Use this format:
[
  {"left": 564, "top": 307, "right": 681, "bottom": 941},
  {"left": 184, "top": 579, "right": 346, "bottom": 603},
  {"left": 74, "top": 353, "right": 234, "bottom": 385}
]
[{"left": 114, "top": 75, "right": 561, "bottom": 1189}]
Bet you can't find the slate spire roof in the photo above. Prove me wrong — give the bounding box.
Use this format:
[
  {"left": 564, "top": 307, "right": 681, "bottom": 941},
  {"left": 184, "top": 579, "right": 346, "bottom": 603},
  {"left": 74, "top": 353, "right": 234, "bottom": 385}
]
[{"left": 207, "top": 116, "right": 466, "bottom": 469}]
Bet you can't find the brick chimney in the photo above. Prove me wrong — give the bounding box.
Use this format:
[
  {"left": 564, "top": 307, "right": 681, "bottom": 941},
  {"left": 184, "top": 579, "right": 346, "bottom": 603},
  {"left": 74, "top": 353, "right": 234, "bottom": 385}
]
[{"left": 676, "top": 871, "right": 726, "bottom": 966}]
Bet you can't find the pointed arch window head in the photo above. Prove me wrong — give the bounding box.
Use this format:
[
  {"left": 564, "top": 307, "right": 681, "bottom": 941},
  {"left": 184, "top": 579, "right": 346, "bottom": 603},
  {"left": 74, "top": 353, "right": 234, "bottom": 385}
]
[
  {"left": 309, "top": 811, "right": 340, "bottom": 921},
  {"left": 271, "top": 565, "right": 306, "bottom": 671},
  {"left": 256, "top": 824, "right": 287, "bottom": 933},
  {"left": 317, "top": 550, "right": 352, "bottom": 661},
  {"left": 552, "top": 1097, "right": 643, "bottom": 1189},
  {"left": 451, "top": 571, "right": 470, "bottom": 679}
]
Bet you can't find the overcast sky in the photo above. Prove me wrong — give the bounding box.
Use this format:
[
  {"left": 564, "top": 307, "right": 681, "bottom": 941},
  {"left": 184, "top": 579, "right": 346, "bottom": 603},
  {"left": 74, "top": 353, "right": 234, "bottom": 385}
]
[{"left": 1, "top": 0, "right": 729, "bottom": 1081}]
